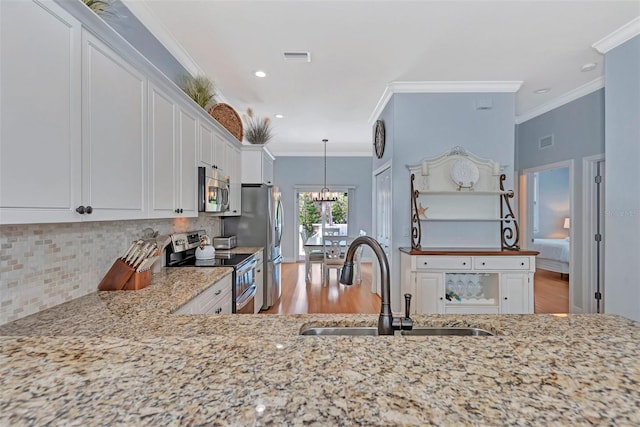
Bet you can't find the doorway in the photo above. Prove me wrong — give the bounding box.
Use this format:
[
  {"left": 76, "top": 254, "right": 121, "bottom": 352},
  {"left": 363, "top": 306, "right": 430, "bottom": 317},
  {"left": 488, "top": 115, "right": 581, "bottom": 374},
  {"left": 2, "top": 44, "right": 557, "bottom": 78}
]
[
  {"left": 293, "top": 187, "right": 353, "bottom": 261},
  {"left": 522, "top": 160, "right": 573, "bottom": 313},
  {"left": 372, "top": 164, "right": 392, "bottom": 297},
  {"left": 583, "top": 155, "right": 605, "bottom": 313}
]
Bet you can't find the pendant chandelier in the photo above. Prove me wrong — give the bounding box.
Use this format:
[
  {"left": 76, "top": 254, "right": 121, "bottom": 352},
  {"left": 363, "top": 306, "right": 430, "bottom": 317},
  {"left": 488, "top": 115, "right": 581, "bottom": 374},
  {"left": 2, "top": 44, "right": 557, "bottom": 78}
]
[{"left": 311, "top": 139, "right": 339, "bottom": 202}]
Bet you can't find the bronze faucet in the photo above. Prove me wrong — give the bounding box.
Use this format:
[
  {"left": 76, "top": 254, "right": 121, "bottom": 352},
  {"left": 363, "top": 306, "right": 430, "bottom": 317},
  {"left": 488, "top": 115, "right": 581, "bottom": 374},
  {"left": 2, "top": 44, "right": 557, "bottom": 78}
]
[{"left": 340, "top": 236, "right": 413, "bottom": 335}]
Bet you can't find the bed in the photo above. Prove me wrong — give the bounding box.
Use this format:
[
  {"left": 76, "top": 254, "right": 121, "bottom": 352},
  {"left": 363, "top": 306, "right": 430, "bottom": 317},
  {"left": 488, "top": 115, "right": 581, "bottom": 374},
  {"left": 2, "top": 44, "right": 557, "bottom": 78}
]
[{"left": 532, "top": 238, "right": 570, "bottom": 276}]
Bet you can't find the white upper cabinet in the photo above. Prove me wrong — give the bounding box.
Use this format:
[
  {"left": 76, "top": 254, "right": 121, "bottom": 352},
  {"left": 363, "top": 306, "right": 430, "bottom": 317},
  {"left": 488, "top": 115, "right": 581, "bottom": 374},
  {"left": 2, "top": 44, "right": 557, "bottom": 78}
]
[
  {"left": 241, "top": 145, "right": 275, "bottom": 185},
  {"left": 178, "top": 107, "right": 198, "bottom": 216},
  {"left": 81, "top": 30, "right": 147, "bottom": 220},
  {"left": 223, "top": 142, "right": 242, "bottom": 216},
  {"left": 149, "top": 82, "right": 198, "bottom": 218},
  {"left": 0, "top": 0, "right": 82, "bottom": 224}
]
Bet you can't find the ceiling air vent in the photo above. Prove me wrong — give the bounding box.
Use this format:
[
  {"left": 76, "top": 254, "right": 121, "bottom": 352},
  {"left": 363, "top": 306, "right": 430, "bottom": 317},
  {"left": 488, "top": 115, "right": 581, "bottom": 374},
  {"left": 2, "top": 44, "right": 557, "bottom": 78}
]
[
  {"left": 539, "top": 135, "right": 554, "bottom": 149},
  {"left": 283, "top": 51, "right": 311, "bottom": 62}
]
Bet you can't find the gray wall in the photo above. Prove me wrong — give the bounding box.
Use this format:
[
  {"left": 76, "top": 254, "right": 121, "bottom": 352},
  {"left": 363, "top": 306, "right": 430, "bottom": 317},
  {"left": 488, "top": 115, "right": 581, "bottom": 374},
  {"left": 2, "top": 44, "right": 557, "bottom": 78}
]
[
  {"left": 274, "top": 157, "right": 373, "bottom": 262},
  {"left": 603, "top": 35, "right": 640, "bottom": 322},
  {"left": 382, "top": 92, "right": 517, "bottom": 312},
  {"left": 516, "top": 88, "right": 605, "bottom": 312},
  {"left": 537, "top": 167, "right": 570, "bottom": 238},
  {"left": 107, "top": 1, "right": 192, "bottom": 84}
]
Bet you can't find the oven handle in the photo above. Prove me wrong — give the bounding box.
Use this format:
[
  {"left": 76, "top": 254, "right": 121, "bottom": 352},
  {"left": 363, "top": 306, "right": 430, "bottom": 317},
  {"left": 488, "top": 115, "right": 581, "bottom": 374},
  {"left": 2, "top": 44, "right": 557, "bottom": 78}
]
[
  {"left": 236, "top": 284, "right": 257, "bottom": 311},
  {"left": 237, "top": 258, "right": 258, "bottom": 275}
]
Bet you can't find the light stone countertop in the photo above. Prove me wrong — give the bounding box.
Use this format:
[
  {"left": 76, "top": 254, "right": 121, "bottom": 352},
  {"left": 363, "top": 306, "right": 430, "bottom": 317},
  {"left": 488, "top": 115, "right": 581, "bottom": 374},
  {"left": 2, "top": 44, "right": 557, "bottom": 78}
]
[{"left": 1, "top": 265, "right": 640, "bottom": 426}]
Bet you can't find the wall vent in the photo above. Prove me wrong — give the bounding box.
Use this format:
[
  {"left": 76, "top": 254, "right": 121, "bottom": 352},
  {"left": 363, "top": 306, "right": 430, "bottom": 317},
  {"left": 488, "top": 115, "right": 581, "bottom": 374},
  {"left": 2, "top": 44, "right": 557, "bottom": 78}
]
[
  {"left": 539, "top": 135, "right": 554, "bottom": 149},
  {"left": 283, "top": 51, "right": 311, "bottom": 62}
]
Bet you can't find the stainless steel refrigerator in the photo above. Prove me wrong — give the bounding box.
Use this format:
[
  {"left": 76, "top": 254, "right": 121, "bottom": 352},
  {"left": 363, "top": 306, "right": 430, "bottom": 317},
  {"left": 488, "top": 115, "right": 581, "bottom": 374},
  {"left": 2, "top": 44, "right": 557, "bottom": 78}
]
[{"left": 224, "top": 184, "right": 283, "bottom": 310}]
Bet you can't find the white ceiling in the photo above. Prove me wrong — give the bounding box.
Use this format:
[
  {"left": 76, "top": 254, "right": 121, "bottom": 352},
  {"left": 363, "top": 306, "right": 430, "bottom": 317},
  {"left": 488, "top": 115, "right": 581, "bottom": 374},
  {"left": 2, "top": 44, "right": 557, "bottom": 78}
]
[{"left": 123, "top": 0, "right": 640, "bottom": 157}]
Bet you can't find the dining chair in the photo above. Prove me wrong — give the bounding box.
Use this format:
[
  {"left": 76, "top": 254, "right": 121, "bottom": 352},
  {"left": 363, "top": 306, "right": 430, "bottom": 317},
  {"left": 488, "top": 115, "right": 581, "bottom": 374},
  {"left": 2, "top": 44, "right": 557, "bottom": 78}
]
[
  {"left": 323, "top": 235, "right": 353, "bottom": 286},
  {"left": 323, "top": 227, "right": 340, "bottom": 236},
  {"left": 301, "top": 230, "right": 323, "bottom": 282}
]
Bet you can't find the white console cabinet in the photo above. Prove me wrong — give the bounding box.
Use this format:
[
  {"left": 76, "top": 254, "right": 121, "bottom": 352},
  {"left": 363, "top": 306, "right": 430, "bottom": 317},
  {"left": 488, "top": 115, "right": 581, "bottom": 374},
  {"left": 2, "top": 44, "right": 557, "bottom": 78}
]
[
  {"left": 174, "top": 274, "right": 232, "bottom": 315},
  {"left": 400, "top": 250, "right": 536, "bottom": 314}
]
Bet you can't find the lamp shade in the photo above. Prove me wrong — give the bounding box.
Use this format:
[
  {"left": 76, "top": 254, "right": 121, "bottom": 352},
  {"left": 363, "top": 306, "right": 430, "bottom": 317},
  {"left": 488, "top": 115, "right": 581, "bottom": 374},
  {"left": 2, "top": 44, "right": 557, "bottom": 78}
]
[{"left": 563, "top": 218, "right": 570, "bottom": 229}]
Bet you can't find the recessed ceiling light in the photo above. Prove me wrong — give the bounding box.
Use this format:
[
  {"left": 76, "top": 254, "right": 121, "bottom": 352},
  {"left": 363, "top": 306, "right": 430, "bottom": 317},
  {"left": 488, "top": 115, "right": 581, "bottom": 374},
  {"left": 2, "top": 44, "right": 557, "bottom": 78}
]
[
  {"left": 534, "top": 88, "right": 551, "bottom": 94},
  {"left": 254, "top": 70, "right": 267, "bottom": 78},
  {"left": 581, "top": 62, "right": 597, "bottom": 72},
  {"left": 274, "top": 114, "right": 284, "bottom": 119}
]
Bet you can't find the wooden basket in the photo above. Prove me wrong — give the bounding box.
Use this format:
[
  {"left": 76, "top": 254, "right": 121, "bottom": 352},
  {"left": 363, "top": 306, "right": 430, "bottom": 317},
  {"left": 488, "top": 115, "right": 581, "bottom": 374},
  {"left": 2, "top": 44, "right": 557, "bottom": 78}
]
[{"left": 208, "top": 103, "right": 243, "bottom": 143}]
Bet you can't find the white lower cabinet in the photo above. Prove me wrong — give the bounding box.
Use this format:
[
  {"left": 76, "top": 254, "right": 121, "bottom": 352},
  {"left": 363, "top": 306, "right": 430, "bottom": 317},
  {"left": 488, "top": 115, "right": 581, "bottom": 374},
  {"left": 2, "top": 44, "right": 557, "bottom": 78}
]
[
  {"left": 174, "top": 275, "right": 233, "bottom": 315},
  {"left": 401, "top": 251, "right": 534, "bottom": 314}
]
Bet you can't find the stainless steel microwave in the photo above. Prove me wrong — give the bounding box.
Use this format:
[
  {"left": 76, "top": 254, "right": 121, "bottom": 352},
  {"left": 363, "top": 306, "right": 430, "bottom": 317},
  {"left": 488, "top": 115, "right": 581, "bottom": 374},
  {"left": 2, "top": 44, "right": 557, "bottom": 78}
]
[{"left": 198, "top": 166, "right": 230, "bottom": 213}]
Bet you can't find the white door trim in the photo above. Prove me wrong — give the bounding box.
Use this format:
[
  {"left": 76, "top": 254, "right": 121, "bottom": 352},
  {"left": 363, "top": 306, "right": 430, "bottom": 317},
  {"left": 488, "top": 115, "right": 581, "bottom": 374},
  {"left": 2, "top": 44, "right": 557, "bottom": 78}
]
[
  {"left": 582, "top": 154, "right": 605, "bottom": 313},
  {"left": 521, "top": 159, "right": 575, "bottom": 312},
  {"left": 372, "top": 162, "right": 392, "bottom": 296}
]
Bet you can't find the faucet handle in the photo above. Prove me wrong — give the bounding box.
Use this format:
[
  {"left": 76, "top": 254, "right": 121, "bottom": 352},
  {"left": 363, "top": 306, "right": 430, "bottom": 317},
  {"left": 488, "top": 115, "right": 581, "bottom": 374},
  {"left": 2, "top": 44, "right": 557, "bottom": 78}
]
[
  {"left": 404, "top": 293, "right": 412, "bottom": 319},
  {"left": 402, "top": 293, "right": 414, "bottom": 330}
]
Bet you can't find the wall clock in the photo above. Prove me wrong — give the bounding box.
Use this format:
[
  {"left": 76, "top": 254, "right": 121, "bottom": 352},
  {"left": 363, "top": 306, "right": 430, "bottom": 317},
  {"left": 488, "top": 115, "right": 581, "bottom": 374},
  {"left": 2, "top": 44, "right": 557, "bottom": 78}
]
[{"left": 374, "top": 120, "right": 385, "bottom": 159}]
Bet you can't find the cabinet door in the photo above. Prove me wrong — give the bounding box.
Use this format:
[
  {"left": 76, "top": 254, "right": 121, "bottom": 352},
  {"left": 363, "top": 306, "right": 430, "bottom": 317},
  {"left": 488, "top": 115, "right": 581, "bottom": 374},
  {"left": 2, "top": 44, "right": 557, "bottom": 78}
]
[
  {"left": 241, "top": 149, "right": 262, "bottom": 183},
  {"left": 199, "top": 120, "right": 214, "bottom": 167},
  {"left": 263, "top": 153, "right": 274, "bottom": 185},
  {"left": 82, "top": 30, "right": 147, "bottom": 220},
  {"left": 0, "top": 0, "right": 82, "bottom": 224},
  {"left": 500, "top": 273, "right": 532, "bottom": 314},
  {"left": 213, "top": 131, "right": 226, "bottom": 172},
  {"left": 415, "top": 272, "right": 444, "bottom": 314},
  {"left": 177, "top": 107, "right": 198, "bottom": 216},
  {"left": 223, "top": 143, "right": 242, "bottom": 216},
  {"left": 148, "top": 83, "right": 176, "bottom": 217}
]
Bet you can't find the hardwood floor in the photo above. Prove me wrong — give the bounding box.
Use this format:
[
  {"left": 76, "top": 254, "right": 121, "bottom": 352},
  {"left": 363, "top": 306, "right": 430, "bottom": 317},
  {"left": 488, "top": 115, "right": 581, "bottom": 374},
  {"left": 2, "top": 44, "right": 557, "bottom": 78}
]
[
  {"left": 534, "top": 268, "right": 569, "bottom": 314},
  {"left": 263, "top": 263, "right": 568, "bottom": 315},
  {"left": 262, "top": 262, "right": 381, "bottom": 314}
]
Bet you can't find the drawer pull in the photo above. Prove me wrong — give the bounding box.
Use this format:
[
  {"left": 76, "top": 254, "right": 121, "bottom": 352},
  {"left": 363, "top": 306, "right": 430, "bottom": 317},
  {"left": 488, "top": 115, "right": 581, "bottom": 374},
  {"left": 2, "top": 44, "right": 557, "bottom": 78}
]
[
  {"left": 462, "top": 262, "right": 466, "bottom": 266},
  {"left": 521, "top": 262, "right": 525, "bottom": 266},
  {"left": 423, "top": 262, "right": 428, "bottom": 265},
  {"left": 482, "top": 262, "right": 486, "bottom": 266},
  {"left": 215, "top": 290, "right": 222, "bottom": 296}
]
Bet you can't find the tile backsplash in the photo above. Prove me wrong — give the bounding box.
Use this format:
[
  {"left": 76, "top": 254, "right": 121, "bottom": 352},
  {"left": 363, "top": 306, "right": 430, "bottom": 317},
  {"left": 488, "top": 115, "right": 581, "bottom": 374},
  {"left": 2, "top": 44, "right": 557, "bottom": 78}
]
[{"left": 0, "top": 215, "right": 221, "bottom": 325}]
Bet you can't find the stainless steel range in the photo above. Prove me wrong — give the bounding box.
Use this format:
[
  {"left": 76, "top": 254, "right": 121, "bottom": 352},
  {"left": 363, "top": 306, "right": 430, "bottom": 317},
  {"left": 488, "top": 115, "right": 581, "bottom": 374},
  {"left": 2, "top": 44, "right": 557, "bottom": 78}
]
[{"left": 165, "top": 230, "right": 257, "bottom": 314}]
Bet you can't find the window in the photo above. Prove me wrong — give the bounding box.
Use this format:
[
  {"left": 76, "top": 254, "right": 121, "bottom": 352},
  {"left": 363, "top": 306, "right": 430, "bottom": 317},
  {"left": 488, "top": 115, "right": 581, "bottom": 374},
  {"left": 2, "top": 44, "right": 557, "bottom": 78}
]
[{"left": 296, "top": 188, "right": 351, "bottom": 260}]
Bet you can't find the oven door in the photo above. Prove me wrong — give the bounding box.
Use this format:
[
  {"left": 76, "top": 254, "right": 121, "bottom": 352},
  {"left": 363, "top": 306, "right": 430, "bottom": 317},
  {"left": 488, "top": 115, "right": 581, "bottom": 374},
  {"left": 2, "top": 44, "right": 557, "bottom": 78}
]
[{"left": 235, "top": 284, "right": 256, "bottom": 314}]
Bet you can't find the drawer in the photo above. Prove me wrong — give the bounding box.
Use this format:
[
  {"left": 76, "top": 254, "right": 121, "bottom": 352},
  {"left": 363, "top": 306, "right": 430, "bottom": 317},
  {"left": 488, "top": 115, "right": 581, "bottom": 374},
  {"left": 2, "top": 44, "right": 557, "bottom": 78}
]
[
  {"left": 416, "top": 256, "right": 471, "bottom": 270},
  {"left": 174, "top": 274, "right": 232, "bottom": 314},
  {"left": 474, "top": 257, "right": 530, "bottom": 270}
]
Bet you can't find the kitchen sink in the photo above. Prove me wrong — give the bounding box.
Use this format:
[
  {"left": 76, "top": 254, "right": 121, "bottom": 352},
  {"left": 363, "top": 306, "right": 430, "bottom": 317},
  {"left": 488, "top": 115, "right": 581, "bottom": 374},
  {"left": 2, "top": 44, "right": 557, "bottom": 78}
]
[
  {"left": 300, "top": 327, "right": 379, "bottom": 336},
  {"left": 299, "top": 326, "right": 494, "bottom": 336},
  {"left": 401, "top": 327, "right": 494, "bottom": 336}
]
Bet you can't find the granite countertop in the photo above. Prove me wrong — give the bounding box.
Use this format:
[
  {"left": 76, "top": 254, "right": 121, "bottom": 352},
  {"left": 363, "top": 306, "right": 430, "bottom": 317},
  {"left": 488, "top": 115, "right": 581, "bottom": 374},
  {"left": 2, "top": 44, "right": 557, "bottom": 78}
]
[{"left": 1, "top": 267, "right": 639, "bottom": 426}]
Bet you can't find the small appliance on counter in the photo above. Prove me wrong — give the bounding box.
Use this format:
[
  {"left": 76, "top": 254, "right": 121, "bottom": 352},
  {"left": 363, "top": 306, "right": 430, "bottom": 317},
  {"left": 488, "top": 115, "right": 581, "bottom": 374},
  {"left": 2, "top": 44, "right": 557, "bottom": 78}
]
[
  {"left": 213, "top": 235, "right": 237, "bottom": 250},
  {"left": 195, "top": 235, "right": 216, "bottom": 259}
]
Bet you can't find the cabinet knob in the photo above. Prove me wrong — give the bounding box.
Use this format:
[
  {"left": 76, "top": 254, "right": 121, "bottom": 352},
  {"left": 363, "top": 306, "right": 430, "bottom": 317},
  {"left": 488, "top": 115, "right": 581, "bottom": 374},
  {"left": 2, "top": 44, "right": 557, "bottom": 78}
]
[
  {"left": 179, "top": 208, "right": 183, "bottom": 214},
  {"left": 423, "top": 262, "right": 428, "bottom": 265},
  {"left": 504, "top": 297, "right": 508, "bottom": 300},
  {"left": 482, "top": 262, "right": 486, "bottom": 266},
  {"left": 85, "top": 206, "right": 93, "bottom": 214},
  {"left": 76, "top": 206, "right": 85, "bottom": 214},
  {"left": 439, "top": 297, "right": 443, "bottom": 300},
  {"left": 257, "top": 269, "right": 261, "bottom": 273},
  {"left": 521, "top": 262, "right": 525, "bottom": 266},
  {"left": 215, "top": 307, "right": 222, "bottom": 314},
  {"left": 462, "top": 262, "right": 466, "bottom": 265},
  {"left": 214, "top": 290, "right": 222, "bottom": 296}
]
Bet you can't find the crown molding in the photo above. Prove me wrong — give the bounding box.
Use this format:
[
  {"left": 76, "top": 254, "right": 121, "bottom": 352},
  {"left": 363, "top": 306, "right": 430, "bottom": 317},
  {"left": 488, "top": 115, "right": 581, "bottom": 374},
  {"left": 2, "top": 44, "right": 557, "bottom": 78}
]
[
  {"left": 368, "top": 81, "right": 523, "bottom": 124},
  {"left": 120, "top": 0, "right": 204, "bottom": 77},
  {"left": 592, "top": 17, "right": 640, "bottom": 54},
  {"left": 515, "top": 77, "right": 604, "bottom": 124},
  {"left": 269, "top": 151, "right": 373, "bottom": 157}
]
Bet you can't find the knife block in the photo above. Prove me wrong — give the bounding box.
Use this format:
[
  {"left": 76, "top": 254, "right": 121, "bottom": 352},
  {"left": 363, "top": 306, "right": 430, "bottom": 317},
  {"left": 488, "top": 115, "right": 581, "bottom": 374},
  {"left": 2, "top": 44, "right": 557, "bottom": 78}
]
[
  {"left": 122, "top": 269, "right": 151, "bottom": 291},
  {"left": 98, "top": 259, "right": 135, "bottom": 291}
]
